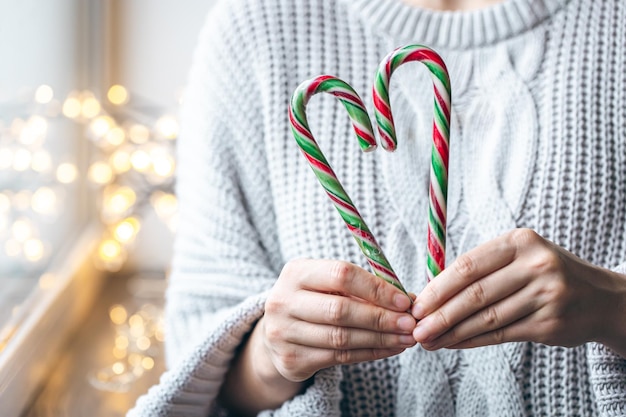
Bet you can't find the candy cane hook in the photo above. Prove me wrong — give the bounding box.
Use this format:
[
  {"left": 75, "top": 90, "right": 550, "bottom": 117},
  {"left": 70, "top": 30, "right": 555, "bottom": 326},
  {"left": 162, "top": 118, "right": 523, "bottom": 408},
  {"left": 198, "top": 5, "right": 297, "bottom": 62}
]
[
  {"left": 289, "top": 75, "right": 409, "bottom": 296},
  {"left": 373, "top": 45, "right": 452, "bottom": 281}
]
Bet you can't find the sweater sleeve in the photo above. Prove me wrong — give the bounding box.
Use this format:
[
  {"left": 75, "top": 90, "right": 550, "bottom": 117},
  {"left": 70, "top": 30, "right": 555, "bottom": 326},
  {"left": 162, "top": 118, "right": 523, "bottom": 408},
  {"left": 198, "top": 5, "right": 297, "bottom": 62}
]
[
  {"left": 586, "top": 261, "right": 626, "bottom": 416},
  {"left": 127, "top": 2, "right": 346, "bottom": 416},
  {"left": 587, "top": 342, "right": 626, "bottom": 417}
]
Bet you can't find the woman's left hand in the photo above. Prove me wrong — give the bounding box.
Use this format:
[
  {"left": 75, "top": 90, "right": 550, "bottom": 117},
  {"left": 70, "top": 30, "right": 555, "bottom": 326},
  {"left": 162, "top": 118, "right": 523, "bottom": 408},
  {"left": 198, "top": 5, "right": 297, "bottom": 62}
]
[{"left": 411, "top": 228, "right": 626, "bottom": 356}]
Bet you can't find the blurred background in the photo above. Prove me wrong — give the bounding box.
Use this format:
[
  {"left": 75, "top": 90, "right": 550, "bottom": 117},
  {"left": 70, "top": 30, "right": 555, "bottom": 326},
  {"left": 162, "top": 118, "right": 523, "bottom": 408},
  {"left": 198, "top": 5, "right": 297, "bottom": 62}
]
[{"left": 0, "top": 1, "right": 216, "bottom": 415}]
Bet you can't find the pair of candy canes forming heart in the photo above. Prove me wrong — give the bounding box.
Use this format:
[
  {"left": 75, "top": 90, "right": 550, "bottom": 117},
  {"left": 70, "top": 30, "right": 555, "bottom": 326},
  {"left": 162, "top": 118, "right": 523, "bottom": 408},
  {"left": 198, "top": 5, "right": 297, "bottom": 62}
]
[{"left": 289, "top": 44, "right": 451, "bottom": 300}]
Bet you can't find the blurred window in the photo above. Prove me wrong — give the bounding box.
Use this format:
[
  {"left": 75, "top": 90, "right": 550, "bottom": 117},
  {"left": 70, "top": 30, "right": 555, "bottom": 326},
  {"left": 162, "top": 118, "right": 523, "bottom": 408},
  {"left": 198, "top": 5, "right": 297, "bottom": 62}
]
[{"left": 0, "top": 0, "right": 95, "bottom": 337}]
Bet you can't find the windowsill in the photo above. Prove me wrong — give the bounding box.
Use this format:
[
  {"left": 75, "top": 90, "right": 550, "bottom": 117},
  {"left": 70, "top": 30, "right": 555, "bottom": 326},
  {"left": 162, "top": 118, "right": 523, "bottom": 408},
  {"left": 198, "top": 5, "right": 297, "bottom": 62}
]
[
  {"left": 0, "top": 223, "right": 105, "bottom": 417},
  {"left": 24, "top": 272, "right": 167, "bottom": 416},
  {"left": 0, "top": 276, "right": 38, "bottom": 336}
]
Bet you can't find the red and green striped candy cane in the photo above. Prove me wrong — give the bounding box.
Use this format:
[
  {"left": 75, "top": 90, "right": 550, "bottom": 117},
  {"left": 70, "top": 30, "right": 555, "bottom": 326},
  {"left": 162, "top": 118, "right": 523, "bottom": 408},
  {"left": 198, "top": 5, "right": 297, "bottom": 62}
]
[
  {"left": 289, "top": 75, "right": 409, "bottom": 296},
  {"left": 373, "top": 44, "right": 452, "bottom": 281}
]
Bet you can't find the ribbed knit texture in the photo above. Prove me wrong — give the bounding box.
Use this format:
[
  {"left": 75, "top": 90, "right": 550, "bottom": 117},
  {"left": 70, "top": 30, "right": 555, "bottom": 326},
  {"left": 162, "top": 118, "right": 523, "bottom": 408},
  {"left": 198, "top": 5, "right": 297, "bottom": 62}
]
[{"left": 127, "top": 0, "right": 626, "bottom": 416}]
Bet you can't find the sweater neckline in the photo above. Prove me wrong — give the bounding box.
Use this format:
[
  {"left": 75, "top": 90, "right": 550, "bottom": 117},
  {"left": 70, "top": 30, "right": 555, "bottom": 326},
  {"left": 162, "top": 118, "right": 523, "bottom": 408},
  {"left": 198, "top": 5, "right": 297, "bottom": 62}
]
[{"left": 339, "top": 0, "right": 569, "bottom": 50}]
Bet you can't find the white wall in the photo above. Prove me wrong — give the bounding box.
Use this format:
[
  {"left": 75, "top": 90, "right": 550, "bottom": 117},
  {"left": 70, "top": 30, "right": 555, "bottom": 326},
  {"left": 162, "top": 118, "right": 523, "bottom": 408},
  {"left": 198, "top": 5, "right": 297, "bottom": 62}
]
[
  {"left": 108, "top": 0, "right": 216, "bottom": 112},
  {"left": 0, "top": 0, "right": 81, "bottom": 100},
  {"left": 108, "top": 0, "right": 217, "bottom": 270}
]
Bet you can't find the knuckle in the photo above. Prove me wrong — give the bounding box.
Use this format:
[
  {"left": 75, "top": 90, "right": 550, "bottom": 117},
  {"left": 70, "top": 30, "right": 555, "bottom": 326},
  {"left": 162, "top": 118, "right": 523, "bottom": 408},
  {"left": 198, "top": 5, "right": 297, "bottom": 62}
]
[
  {"left": 370, "top": 277, "right": 387, "bottom": 303},
  {"left": 326, "top": 298, "right": 348, "bottom": 323},
  {"left": 423, "top": 284, "right": 441, "bottom": 306},
  {"left": 330, "top": 260, "right": 354, "bottom": 288},
  {"left": 443, "top": 326, "right": 459, "bottom": 344},
  {"left": 278, "top": 262, "right": 293, "bottom": 278},
  {"left": 264, "top": 296, "right": 283, "bottom": 315},
  {"left": 378, "top": 333, "right": 389, "bottom": 348},
  {"left": 371, "top": 348, "right": 391, "bottom": 360},
  {"left": 544, "top": 278, "right": 568, "bottom": 301},
  {"left": 373, "top": 309, "right": 388, "bottom": 331},
  {"left": 329, "top": 327, "right": 350, "bottom": 349},
  {"left": 481, "top": 307, "right": 500, "bottom": 328},
  {"left": 531, "top": 250, "right": 562, "bottom": 276},
  {"left": 492, "top": 327, "right": 506, "bottom": 344},
  {"left": 264, "top": 322, "right": 283, "bottom": 343},
  {"left": 278, "top": 259, "right": 309, "bottom": 289},
  {"left": 453, "top": 253, "right": 478, "bottom": 279},
  {"left": 435, "top": 309, "right": 451, "bottom": 331},
  {"left": 280, "top": 259, "right": 302, "bottom": 278},
  {"left": 537, "top": 274, "right": 569, "bottom": 307},
  {"left": 509, "top": 228, "right": 540, "bottom": 248},
  {"left": 272, "top": 345, "right": 315, "bottom": 382},
  {"left": 369, "top": 348, "right": 383, "bottom": 359},
  {"left": 466, "top": 282, "right": 487, "bottom": 306},
  {"left": 334, "top": 349, "right": 351, "bottom": 364},
  {"left": 277, "top": 348, "right": 298, "bottom": 372}
]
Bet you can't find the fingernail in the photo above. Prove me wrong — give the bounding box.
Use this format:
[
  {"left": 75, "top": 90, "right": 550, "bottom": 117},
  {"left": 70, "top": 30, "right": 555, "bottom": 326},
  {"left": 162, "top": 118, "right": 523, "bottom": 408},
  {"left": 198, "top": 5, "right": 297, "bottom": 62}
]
[
  {"left": 421, "top": 341, "right": 438, "bottom": 350},
  {"left": 413, "top": 322, "right": 431, "bottom": 343},
  {"left": 397, "top": 315, "right": 415, "bottom": 332},
  {"left": 412, "top": 302, "right": 425, "bottom": 319},
  {"left": 400, "top": 335, "right": 416, "bottom": 345},
  {"left": 394, "top": 293, "right": 410, "bottom": 310}
]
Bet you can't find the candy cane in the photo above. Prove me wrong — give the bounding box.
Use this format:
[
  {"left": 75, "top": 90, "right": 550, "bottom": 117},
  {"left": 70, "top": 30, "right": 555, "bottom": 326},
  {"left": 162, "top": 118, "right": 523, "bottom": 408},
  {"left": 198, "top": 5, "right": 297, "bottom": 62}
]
[
  {"left": 373, "top": 45, "right": 452, "bottom": 280},
  {"left": 289, "top": 75, "right": 408, "bottom": 295}
]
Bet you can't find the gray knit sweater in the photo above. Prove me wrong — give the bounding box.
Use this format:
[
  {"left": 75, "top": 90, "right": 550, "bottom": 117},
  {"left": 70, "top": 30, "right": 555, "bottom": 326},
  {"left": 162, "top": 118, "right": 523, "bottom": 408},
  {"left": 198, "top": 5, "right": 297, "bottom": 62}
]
[{"left": 128, "top": 0, "right": 626, "bottom": 415}]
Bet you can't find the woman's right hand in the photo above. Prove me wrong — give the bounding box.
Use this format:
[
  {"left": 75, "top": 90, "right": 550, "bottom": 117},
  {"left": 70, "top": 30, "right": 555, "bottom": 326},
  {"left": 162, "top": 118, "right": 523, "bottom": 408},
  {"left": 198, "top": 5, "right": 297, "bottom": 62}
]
[
  {"left": 219, "top": 259, "right": 416, "bottom": 416},
  {"left": 260, "top": 258, "right": 417, "bottom": 383}
]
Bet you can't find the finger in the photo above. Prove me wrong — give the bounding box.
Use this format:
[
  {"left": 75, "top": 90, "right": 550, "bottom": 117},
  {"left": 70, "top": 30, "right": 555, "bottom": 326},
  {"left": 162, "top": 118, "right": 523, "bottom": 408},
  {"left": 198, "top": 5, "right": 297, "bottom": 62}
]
[
  {"left": 283, "top": 321, "right": 416, "bottom": 350},
  {"left": 296, "top": 345, "right": 407, "bottom": 372},
  {"left": 271, "top": 343, "right": 406, "bottom": 382},
  {"left": 412, "top": 263, "right": 529, "bottom": 343},
  {"left": 419, "top": 284, "right": 539, "bottom": 349},
  {"left": 290, "top": 290, "right": 416, "bottom": 334},
  {"left": 413, "top": 232, "right": 519, "bottom": 319},
  {"left": 439, "top": 314, "right": 540, "bottom": 349},
  {"left": 292, "top": 259, "right": 411, "bottom": 312}
]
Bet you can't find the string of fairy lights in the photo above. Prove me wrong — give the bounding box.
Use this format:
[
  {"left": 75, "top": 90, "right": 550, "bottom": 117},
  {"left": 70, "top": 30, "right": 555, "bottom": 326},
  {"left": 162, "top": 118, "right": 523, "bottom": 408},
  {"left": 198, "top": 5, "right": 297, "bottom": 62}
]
[
  {"left": 89, "top": 300, "right": 165, "bottom": 392},
  {"left": 1, "top": 84, "right": 177, "bottom": 391},
  {"left": 0, "top": 84, "right": 179, "bottom": 275}
]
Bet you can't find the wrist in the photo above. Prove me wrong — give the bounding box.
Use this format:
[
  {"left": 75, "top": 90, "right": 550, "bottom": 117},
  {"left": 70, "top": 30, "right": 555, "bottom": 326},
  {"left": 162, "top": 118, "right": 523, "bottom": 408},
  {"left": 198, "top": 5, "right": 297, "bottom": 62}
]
[
  {"left": 594, "top": 270, "right": 626, "bottom": 358},
  {"left": 218, "top": 317, "right": 306, "bottom": 416}
]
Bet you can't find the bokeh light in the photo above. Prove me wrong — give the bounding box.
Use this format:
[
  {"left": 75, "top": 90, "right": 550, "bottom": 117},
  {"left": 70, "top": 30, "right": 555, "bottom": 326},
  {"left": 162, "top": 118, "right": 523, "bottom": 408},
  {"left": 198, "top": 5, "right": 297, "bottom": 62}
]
[{"left": 107, "top": 85, "right": 129, "bottom": 106}]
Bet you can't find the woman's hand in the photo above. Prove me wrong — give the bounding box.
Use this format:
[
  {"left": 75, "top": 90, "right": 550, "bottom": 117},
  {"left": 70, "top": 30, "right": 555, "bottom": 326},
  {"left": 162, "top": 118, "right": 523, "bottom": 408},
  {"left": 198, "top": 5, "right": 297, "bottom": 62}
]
[
  {"left": 262, "top": 259, "right": 416, "bottom": 382},
  {"left": 219, "top": 259, "right": 416, "bottom": 416},
  {"left": 411, "top": 228, "right": 626, "bottom": 356}
]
